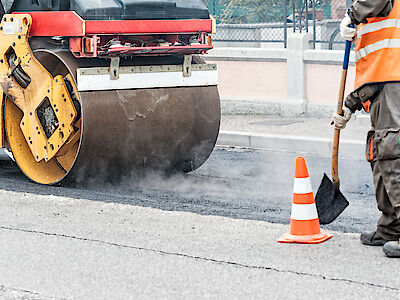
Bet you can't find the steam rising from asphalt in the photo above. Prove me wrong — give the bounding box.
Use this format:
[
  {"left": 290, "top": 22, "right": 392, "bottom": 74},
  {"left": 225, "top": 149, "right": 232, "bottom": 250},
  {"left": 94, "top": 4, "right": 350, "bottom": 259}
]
[
  {"left": 78, "top": 147, "right": 300, "bottom": 219},
  {"left": 79, "top": 146, "right": 373, "bottom": 208}
]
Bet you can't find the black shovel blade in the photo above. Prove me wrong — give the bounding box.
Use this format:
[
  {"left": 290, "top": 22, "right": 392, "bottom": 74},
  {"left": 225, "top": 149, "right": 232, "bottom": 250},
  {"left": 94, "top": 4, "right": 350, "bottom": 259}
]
[{"left": 315, "top": 173, "right": 349, "bottom": 224}]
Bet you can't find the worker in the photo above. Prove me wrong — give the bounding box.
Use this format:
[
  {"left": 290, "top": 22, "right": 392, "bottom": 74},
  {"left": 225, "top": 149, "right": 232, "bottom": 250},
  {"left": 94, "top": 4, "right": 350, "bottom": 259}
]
[{"left": 333, "top": 0, "right": 400, "bottom": 257}]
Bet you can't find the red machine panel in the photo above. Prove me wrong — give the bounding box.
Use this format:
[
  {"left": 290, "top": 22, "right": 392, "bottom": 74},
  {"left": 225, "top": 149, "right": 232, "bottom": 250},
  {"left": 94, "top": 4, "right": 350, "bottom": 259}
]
[
  {"left": 85, "top": 19, "right": 213, "bottom": 35},
  {"left": 13, "top": 11, "right": 85, "bottom": 36},
  {"left": 13, "top": 11, "right": 213, "bottom": 36}
]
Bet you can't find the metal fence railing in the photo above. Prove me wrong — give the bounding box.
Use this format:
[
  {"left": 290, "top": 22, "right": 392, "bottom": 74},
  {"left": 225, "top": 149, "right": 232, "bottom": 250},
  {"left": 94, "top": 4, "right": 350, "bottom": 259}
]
[{"left": 201, "top": 0, "right": 353, "bottom": 49}]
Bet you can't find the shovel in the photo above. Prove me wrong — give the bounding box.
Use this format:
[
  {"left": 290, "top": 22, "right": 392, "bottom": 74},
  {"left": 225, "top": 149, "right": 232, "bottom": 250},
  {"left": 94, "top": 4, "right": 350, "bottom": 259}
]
[{"left": 315, "top": 36, "right": 352, "bottom": 224}]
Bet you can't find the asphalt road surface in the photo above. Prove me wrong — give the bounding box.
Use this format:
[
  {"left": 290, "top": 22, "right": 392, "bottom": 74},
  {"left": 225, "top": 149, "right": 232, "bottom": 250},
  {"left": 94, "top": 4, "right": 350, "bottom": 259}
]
[
  {"left": 2, "top": 147, "right": 396, "bottom": 299},
  {"left": 0, "top": 147, "right": 378, "bottom": 233}
]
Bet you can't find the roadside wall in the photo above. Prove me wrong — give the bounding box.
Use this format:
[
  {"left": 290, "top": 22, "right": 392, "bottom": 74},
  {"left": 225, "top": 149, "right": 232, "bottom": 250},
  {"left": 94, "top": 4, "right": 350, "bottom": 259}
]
[{"left": 203, "top": 33, "right": 356, "bottom": 116}]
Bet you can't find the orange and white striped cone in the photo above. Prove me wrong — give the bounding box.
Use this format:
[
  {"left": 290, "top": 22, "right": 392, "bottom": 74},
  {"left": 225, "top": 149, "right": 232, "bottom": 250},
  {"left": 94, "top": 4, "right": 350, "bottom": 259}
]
[{"left": 278, "top": 157, "right": 333, "bottom": 244}]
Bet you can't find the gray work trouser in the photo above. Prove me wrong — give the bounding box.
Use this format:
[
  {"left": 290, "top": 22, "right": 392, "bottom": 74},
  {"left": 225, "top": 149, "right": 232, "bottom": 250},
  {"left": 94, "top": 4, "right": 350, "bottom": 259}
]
[{"left": 367, "top": 82, "right": 400, "bottom": 239}]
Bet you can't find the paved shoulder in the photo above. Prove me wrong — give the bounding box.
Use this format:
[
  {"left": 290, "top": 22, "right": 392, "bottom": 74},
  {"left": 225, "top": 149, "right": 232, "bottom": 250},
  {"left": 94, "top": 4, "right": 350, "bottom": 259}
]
[{"left": 0, "top": 190, "right": 399, "bottom": 299}]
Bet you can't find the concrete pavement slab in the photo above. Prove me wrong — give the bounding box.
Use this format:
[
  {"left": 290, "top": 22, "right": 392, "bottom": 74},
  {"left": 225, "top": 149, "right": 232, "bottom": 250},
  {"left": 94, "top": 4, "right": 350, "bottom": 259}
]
[{"left": 0, "top": 190, "right": 399, "bottom": 299}]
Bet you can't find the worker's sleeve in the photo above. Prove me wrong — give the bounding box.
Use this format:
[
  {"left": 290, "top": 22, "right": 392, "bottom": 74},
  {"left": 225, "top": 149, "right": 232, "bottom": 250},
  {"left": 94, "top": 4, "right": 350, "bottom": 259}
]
[
  {"left": 345, "top": 92, "right": 363, "bottom": 112},
  {"left": 345, "top": 83, "right": 384, "bottom": 112},
  {"left": 349, "top": 0, "right": 393, "bottom": 24}
]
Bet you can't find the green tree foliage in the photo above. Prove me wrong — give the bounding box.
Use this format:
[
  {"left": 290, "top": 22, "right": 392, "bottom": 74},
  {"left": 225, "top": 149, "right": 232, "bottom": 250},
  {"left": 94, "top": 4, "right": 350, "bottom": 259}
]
[
  {"left": 204, "top": 0, "right": 333, "bottom": 24},
  {"left": 206, "top": 0, "right": 285, "bottom": 24}
]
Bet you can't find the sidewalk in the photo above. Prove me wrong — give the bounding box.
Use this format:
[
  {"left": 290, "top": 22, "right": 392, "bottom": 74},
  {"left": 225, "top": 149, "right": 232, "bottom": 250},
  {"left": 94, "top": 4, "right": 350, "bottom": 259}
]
[{"left": 218, "top": 114, "right": 370, "bottom": 158}]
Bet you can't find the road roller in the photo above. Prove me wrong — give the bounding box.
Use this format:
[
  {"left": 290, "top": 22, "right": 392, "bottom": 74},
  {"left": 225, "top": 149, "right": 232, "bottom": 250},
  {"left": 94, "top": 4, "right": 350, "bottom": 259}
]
[{"left": 0, "top": 0, "right": 220, "bottom": 185}]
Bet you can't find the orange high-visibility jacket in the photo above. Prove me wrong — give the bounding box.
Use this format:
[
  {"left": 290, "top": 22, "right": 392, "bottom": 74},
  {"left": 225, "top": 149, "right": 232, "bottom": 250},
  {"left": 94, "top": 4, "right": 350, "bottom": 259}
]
[{"left": 355, "top": 0, "right": 400, "bottom": 89}]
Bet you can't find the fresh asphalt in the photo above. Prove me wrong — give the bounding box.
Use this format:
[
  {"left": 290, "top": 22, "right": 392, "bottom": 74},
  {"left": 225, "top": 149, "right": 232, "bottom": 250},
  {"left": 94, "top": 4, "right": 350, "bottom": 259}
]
[{"left": 0, "top": 147, "right": 378, "bottom": 234}]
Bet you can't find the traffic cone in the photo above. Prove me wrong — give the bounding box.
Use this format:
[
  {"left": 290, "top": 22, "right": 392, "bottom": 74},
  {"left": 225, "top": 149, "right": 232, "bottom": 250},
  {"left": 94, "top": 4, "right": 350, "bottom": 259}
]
[{"left": 278, "top": 157, "right": 333, "bottom": 244}]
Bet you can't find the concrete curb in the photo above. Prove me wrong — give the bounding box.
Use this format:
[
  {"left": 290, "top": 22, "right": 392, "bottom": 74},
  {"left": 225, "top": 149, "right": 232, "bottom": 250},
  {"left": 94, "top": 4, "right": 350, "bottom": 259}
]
[{"left": 217, "top": 130, "right": 365, "bottom": 158}]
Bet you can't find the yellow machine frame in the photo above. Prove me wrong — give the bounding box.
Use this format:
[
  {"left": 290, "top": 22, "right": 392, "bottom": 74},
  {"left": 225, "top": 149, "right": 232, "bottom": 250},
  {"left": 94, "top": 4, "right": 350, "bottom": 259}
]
[{"left": 0, "top": 14, "right": 77, "bottom": 162}]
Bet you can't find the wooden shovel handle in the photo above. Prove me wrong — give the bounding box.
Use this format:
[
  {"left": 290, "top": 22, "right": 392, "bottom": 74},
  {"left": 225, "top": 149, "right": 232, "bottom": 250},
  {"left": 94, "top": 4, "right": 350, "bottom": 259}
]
[{"left": 333, "top": 37, "right": 352, "bottom": 187}]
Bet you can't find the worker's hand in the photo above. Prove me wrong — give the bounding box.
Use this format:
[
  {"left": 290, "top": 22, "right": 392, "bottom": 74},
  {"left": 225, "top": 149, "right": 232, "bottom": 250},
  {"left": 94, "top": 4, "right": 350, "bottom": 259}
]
[
  {"left": 340, "top": 14, "right": 356, "bottom": 41},
  {"left": 331, "top": 106, "right": 353, "bottom": 130}
]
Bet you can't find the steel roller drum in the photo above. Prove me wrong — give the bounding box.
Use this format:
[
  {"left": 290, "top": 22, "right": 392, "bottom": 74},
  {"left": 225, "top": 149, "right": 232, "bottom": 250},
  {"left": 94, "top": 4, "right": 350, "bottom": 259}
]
[{"left": 5, "top": 47, "right": 220, "bottom": 184}]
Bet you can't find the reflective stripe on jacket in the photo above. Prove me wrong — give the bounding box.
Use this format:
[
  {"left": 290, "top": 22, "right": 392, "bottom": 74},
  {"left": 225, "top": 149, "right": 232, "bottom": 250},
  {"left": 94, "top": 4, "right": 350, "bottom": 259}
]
[{"left": 355, "top": 0, "right": 400, "bottom": 89}]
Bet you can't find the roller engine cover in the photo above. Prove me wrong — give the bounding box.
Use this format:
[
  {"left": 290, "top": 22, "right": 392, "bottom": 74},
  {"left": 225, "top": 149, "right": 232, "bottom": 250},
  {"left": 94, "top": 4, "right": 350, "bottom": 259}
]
[
  {"left": 3, "top": 0, "right": 70, "bottom": 12},
  {"left": 6, "top": 0, "right": 209, "bottom": 20}
]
